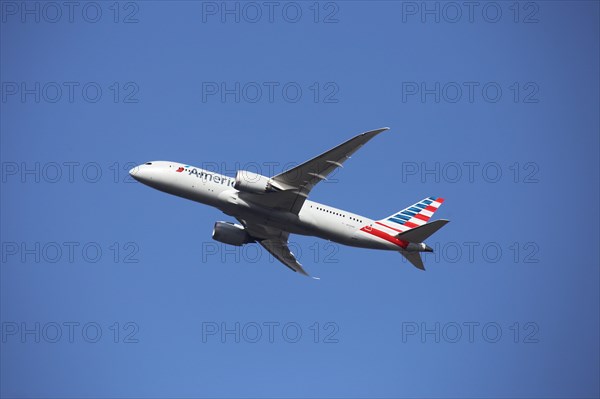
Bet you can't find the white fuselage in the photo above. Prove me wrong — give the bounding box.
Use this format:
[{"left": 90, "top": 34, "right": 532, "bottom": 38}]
[{"left": 129, "top": 161, "right": 398, "bottom": 250}]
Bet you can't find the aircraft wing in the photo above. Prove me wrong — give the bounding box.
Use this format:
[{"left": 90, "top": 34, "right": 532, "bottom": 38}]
[
  {"left": 260, "top": 239, "right": 314, "bottom": 278},
  {"left": 236, "top": 218, "right": 316, "bottom": 278},
  {"left": 258, "top": 127, "right": 389, "bottom": 214}
]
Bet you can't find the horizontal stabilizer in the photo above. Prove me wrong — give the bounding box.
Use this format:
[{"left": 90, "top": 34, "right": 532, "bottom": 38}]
[{"left": 396, "top": 219, "right": 449, "bottom": 243}]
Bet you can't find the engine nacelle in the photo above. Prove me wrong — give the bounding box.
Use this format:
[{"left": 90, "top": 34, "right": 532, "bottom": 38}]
[
  {"left": 212, "top": 221, "right": 254, "bottom": 246},
  {"left": 234, "top": 170, "right": 272, "bottom": 194}
]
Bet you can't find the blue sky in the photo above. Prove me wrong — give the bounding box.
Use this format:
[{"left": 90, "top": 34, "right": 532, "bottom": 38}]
[{"left": 1, "top": 1, "right": 598, "bottom": 398}]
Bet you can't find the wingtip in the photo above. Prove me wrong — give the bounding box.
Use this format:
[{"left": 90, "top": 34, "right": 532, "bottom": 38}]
[
  {"left": 375, "top": 127, "right": 391, "bottom": 133},
  {"left": 298, "top": 269, "right": 320, "bottom": 280},
  {"left": 361, "top": 127, "right": 390, "bottom": 138}
]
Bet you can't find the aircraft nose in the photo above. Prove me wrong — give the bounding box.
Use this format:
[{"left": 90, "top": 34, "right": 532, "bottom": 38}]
[{"left": 129, "top": 166, "right": 139, "bottom": 178}]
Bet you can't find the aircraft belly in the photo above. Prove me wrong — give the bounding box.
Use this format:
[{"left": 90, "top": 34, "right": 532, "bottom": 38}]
[{"left": 218, "top": 195, "right": 396, "bottom": 251}]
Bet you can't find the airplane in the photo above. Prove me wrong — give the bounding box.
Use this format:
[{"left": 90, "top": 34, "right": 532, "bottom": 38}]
[{"left": 129, "top": 128, "right": 449, "bottom": 278}]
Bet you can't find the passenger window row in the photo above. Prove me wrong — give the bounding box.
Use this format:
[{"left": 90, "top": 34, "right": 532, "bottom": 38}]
[{"left": 310, "top": 205, "right": 362, "bottom": 223}]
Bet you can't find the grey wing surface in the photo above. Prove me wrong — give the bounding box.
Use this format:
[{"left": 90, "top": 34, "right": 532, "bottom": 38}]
[
  {"left": 239, "top": 127, "right": 389, "bottom": 214},
  {"left": 237, "top": 218, "right": 316, "bottom": 278}
]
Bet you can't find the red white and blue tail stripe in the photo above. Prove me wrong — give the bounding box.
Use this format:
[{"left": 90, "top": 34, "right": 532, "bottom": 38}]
[{"left": 376, "top": 197, "right": 445, "bottom": 233}]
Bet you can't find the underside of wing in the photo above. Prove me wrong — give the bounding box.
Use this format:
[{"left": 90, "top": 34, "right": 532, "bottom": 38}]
[
  {"left": 236, "top": 218, "right": 317, "bottom": 278},
  {"left": 259, "top": 238, "right": 314, "bottom": 278},
  {"left": 264, "top": 127, "right": 389, "bottom": 213}
]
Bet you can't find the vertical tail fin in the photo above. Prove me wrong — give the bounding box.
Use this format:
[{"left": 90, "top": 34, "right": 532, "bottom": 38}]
[
  {"left": 376, "top": 197, "right": 445, "bottom": 233},
  {"left": 401, "top": 250, "right": 426, "bottom": 270}
]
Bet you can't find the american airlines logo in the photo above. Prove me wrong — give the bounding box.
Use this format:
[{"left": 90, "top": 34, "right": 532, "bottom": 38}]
[{"left": 176, "top": 166, "right": 235, "bottom": 187}]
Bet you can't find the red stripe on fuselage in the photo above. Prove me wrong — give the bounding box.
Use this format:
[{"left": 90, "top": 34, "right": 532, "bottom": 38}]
[
  {"left": 375, "top": 221, "right": 405, "bottom": 233},
  {"left": 360, "top": 226, "right": 409, "bottom": 248}
]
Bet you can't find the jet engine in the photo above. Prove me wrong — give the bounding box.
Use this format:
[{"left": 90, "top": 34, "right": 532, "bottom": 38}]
[
  {"left": 212, "top": 221, "right": 254, "bottom": 246},
  {"left": 234, "top": 170, "right": 275, "bottom": 194}
]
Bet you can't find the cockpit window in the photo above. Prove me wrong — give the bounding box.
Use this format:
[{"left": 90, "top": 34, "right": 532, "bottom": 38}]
[{"left": 145, "top": 162, "right": 153, "bottom": 165}]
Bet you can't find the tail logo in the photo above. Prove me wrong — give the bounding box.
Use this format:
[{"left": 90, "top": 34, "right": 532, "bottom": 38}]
[{"left": 374, "top": 197, "right": 445, "bottom": 234}]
